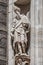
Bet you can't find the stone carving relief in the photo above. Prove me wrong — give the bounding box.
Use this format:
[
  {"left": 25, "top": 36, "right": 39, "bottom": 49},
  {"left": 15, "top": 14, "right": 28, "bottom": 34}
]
[
  {"left": 11, "top": 0, "right": 30, "bottom": 65},
  {"left": 0, "top": 0, "right": 8, "bottom": 65},
  {"left": 0, "top": 30, "right": 7, "bottom": 65}
]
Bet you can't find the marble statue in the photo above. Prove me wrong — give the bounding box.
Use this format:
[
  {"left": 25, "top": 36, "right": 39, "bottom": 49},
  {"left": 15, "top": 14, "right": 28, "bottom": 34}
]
[{"left": 11, "top": 5, "right": 30, "bottom": 65}]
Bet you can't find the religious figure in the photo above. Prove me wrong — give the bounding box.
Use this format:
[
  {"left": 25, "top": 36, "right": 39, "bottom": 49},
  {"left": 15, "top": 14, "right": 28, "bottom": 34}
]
[
  {"left": 10, "top": 5, "right": 30, "bottom": 65},
  {"left": 11, "top": 5, "right": 30, "bottom": 55}
]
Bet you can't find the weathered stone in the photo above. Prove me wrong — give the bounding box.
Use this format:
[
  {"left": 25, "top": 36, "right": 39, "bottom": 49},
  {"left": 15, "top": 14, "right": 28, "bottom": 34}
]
[
  {"left": 14, "top": 0, "right": 30, "bottom": 5},
  {"left": 0, "top": 0, "right": 8, "bottom": 4},
  {"left": 0, "top": 23, "right": 7, "bottom": 31},
  {"left": 0, "top": 13, "right": 6, "bottom": 20},
  {"left": 0, "top": 5, "right": 7, "bottom": 14},
  {"left": 0, "top": 0, "right": 8, "bottom": 65},
  {"left": 0, "top": 60, "right": 6, "bottom": 65},
  {"left": 0, "top": 32, "right": 7, "bottom": 65},
  {"left": 0, "top": 19, "right": 6, "bottom": 24},
  {"left": 0, "top": 48, "right": 6, "bottom": 56}
]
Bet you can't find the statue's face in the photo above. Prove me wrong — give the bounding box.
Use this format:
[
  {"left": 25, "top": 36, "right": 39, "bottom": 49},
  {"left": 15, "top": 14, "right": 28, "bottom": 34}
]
[{"left": 22, "top": 23, "right": 29, "bottom": 31}]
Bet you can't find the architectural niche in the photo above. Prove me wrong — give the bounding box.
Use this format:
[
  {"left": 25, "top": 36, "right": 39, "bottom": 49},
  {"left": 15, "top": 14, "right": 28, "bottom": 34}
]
[
  {"left": 0, "top": 0, "right": 8, "bottom": 65},
  {"left": 10, "top": 0, "right": 31, "bottom": 65}
]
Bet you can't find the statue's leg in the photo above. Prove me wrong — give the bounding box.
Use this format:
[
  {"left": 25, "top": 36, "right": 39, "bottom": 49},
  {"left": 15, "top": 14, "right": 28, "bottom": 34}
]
[
  {"left": 14, "top": 42, "right": 18, "bottom": 54},
  {"left": 17, "top": 42, "right": 22, "bottom": 54},
  {"left": 21, "top": 42, "right": 26, "bottom": 53}
]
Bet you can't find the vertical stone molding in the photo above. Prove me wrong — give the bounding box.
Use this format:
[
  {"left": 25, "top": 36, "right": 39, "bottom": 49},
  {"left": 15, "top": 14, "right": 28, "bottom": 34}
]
[{"left": 31, "top": 0, "right": 43, "bottom": 65}]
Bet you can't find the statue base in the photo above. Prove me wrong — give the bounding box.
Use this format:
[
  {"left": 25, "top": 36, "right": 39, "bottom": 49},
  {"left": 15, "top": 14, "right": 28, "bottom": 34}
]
[{"left": 15, "top": 53, "right": 30, "bottom": 65}]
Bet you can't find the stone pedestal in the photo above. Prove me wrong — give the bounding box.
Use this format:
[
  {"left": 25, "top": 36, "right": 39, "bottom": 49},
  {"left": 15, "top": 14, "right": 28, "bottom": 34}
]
[{"left": 15, "top": 54, "right": 30, "bottom": 65}]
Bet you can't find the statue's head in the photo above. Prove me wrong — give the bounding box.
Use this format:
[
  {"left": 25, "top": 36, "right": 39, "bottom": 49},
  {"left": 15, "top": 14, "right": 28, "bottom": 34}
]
[{"left": 21, "top": 15, "right": 30, "bottom": 32}]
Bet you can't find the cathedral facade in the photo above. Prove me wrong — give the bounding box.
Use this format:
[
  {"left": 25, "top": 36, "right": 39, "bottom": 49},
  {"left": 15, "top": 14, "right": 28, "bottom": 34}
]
[{"left": 0, "top": 0, "right": 43, "bottom": 65}]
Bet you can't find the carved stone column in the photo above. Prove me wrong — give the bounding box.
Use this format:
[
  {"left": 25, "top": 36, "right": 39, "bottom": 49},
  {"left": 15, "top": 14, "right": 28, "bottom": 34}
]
[{"left": 31, "top": 0, "right": 43, "bottom": 65}]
